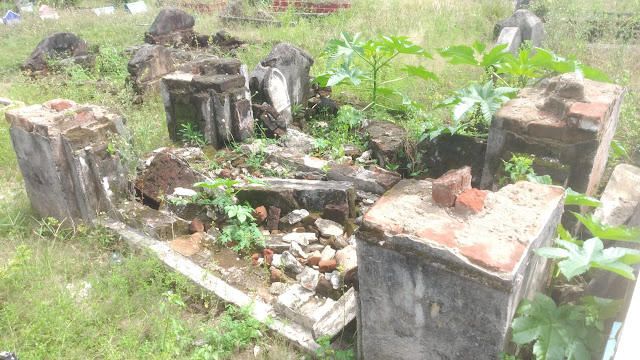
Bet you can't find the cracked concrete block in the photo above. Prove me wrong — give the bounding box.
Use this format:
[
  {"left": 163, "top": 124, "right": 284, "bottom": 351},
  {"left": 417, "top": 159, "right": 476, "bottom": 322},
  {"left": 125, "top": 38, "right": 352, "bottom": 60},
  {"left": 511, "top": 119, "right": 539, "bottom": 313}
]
[
  {"left": 355, "top": 180, "right": 565, "bottom": 360},
  {"left": 5, "top": 99, "right": 130, "bottom": 221},
  {"left": 313, "top": 287, "right": 357, "bottom": 339},
  {"left": 160, "top": 58, "right": 253, "bottom": 148},
  {"left": 237, "top": 178, "right": 356, "bottom": 217}
]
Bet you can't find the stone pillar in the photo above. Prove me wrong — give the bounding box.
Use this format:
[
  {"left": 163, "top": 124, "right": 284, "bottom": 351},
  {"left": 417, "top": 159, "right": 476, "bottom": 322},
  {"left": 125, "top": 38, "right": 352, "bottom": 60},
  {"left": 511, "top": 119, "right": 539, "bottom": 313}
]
[
  {"left": 355, "top": 179, "right": 565, "bottom": 360},
  {"left": 161, "top": 58, "right": 254, "bottom": 148},
  {"left": 5, "top": 99, "right": 130, "bottom": 222},
  {"left": 481, "top": 73, "right": 625, "bottom": 197}
]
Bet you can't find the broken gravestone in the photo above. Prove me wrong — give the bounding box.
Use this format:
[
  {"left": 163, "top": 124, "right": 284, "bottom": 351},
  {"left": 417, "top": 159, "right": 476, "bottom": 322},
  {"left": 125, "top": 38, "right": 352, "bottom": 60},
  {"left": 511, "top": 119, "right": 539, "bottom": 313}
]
[
  {"left": 496, "top": 26, "right": 521, "bottom": 56},
  {"left": 126, "top": 44, "right": 175, "bottom": 94},
  {"left": 145, "top": 7, "right": 195, "bottom": 47},
  {"left": 495, "top": 9, "right": 543, "bottom": 49},
  {"left": 481, "top": 73, "right": 626, "bottom": 199},
  {"left": 250, "top": 42, "right": 314, "bottom": 108},
  {"left": 22, "top": 33, "right": 92, "bottom": 72},
  {"left": 161, "top": 57, "right": 253, "bottom": 147},
  {"left": 5, "top": 99, "right": 131, "bottom": 221}
]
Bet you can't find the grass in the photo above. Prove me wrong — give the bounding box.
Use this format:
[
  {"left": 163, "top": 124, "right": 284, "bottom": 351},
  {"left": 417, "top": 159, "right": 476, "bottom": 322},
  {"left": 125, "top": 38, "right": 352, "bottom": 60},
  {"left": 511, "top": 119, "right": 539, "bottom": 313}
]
[{"left": 1, "top": 0, "right": 640, "bottom": 358}]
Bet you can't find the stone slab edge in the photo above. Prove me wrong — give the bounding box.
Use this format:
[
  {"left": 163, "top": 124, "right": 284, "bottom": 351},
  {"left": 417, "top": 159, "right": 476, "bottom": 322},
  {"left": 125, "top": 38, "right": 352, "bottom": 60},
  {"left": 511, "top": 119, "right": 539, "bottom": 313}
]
[{"left": 100, "top": 218, "right": 322, "bottom": 355}]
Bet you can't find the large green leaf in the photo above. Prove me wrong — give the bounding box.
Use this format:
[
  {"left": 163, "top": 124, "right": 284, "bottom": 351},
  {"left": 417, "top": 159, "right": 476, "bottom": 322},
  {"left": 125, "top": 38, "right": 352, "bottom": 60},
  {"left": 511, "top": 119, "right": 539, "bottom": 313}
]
[
  {"left": 565, "top": 188, "right": 601, "bottom": 208},
  {"left": 535, "top": 238, "right": 639, "bottom": 280},
  {"left": 437, "top": 44, "right": 479, "bottom": 66},
  {"left": 380, "top": 36, "right": 432, "bottom": 58},
  {"left": 573, "top": 212, "right": 640, "bottom": 242},
  {"left": 436, "top": 42, "right": 509, "bottom": 68},
  {"left": 318, "top": 32, "right": 365, "bottom": 68},
  {"left": 511, "top": 292, "right": 603, "bottom": 360},
  {"left": 401, "top": 65, "right": 439, "bottom": 83},
  {"left": 314, "top": 62, "right": 368, "bottom": 87}
]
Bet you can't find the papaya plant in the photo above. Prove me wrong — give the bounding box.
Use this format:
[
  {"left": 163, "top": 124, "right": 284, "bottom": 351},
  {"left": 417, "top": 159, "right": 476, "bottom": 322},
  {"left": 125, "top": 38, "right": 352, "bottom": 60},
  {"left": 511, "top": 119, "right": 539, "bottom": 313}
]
[
  {"left": 437, "top": 41, "right": 610, "bottom": 87},
  {"left": 314, "top": 32, "right": 438, "bottom": 108},
  {"left": 434, "top": 80, "right": 518, "bottom": 125},
  {"left": 509, "top": 189, "right": 640, "bottom": 360}
]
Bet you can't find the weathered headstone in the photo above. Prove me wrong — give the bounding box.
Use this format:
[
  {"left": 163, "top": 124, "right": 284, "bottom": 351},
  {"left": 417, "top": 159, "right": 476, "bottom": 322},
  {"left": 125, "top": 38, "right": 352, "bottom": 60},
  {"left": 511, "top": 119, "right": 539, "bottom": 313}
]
[
  {"left": 5, "top": 99, "right": 131, "bottom": 221},
  {"left": 250, "top": 42, "right": 314, "bottom": 109},
  {"left": 92, "top": 6, "right": 115, "bottom": 16},
  {"left": 145, "top": 7, "right": 195, "bottom": 46},
  {"left": 16, "top": 2, "right": 34, "bottom": 13},
  {"left": 355, "top": 180, "right": 565, "bottom": 359},
  {"left": 22, "top": 33, "right": 92, "bottom": 72},
  {"left": 262, "top": 67, "right": 292, "bottom": 125},
  {"left": 126, "top": 44, "right": 175, "bottom": 93},
  {"left": 495, "top": 9, "right": 543, "bottom": 48},
  {"left": 481, "top": 73, "right": 626, "bottom": 200},
  {"left": 125, "top": 1, "right": 148, "bottom": 14},
  {"left": 3, "top": 10, "right": 21, "bottom": 25}
]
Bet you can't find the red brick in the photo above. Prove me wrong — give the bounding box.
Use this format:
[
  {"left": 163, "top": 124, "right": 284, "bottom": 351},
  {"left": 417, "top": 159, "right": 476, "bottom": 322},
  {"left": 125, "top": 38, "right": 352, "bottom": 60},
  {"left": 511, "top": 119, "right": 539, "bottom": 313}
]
[
  {"left": 270, "top": 268, "right": 284, "bottom": 283},
  {"left": 318, "top": 259, "right": 337, "bottom": 273},
  {"left": 431, "top": 166, "right": 472, "bottom": 207},
  {"left": 323, "top": 203, "right": 349, "bottom": 224},
  {"left": 566, "top": 102, "right": 609, "bottom": 132},
  {"left": 251, "top": 253, "right": 260, "bottom": 266},
  {"left": 308, "top": 250, "right": 322, "bottom": 266},
  {"left": 44, "top": 99, "right": 73, "bottom": 112},
  {"left": 527, "top": 118, "right": 565, "bottom": 141},
  {"left": 189, "top": 218, "right": 204, "bottom": 233},
  {"left": 263, "top": 248, "right": 274, "bottom": 265},
  {"left": 567, "top": 102, "right": 608, "bottom": 121},
  {"left": 253, "top": 206, "right": 267, "bottom": 224},
  {"left": 267, "top": 206, "right": 281, "bottom": 231},
  {"left": 455, "top": 189, "right": 488, "bottom": 214}
]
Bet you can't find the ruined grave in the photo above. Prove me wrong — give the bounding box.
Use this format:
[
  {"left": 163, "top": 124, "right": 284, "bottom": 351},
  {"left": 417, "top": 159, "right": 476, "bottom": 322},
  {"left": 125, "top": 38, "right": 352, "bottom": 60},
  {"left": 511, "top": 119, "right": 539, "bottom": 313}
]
[
  {"left": 22, "top": 33, "right": 93, "bottom": 72},
  {"left": 144, "top": 7, "right": 195, "bottom": 47},
  {"left": 481, "top": 73, "right": 625, "bottom": 199},
  {"left": 5, "top": 99, "right": 130, "bottom": 221},
  {"left": 355, "top": 169, "right": 566, "bottom": 360},
  {"left": 160, "top": 57, "right": 253, "bottom": 147}
]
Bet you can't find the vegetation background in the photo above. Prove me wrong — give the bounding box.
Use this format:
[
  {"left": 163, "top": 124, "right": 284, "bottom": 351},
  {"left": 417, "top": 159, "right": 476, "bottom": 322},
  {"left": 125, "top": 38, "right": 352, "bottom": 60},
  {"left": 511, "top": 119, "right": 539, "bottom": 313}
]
[{"left": 1, "top": 0, "right": 639, "bottom": 358}]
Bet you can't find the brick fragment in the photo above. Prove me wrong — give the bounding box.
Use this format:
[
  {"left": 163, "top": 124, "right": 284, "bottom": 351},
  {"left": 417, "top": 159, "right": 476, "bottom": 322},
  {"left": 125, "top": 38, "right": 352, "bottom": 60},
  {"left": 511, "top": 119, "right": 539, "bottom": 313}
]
[{"left": 432, "top": 166, "right": 472, "bottom": 207}]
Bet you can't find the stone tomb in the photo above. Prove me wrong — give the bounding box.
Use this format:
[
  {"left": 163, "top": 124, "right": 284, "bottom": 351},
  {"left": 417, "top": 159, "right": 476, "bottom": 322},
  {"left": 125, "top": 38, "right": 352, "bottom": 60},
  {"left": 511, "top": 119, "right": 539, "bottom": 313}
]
[
  {"left": 481, "top": 73, "right": 625, "bottom": 197},
  {"left": 5, "top": 99, "right": 130, "bottom": 221},
  {"left": 160, "top": 58, "right": 253, "bottom": 148},
  {"left": 355, "top": 179, "right": 565, "bottom": 360}
]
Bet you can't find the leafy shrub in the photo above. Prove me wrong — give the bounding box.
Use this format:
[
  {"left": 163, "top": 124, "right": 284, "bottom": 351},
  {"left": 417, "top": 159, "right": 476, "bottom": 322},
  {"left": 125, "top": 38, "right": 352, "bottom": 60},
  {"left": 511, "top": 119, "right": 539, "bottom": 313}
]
[{"left": 315, "top": 33, "right": 437, "bottom": 108}]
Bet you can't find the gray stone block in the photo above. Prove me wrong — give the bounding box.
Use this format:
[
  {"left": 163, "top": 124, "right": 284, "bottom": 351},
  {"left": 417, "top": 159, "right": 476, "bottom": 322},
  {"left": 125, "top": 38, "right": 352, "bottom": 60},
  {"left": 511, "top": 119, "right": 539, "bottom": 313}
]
[
  {"left": 594, "top": 164, "right": 640, "bottom": 226},
  {"left": 237, "top": 178, "right": 356, "bottom": 217},
  {"left": 496, "top": 9, "right": 543, "bottom": 48},
  {"left": 497, "top": 26, "right": 521, "bottom": 56}
]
